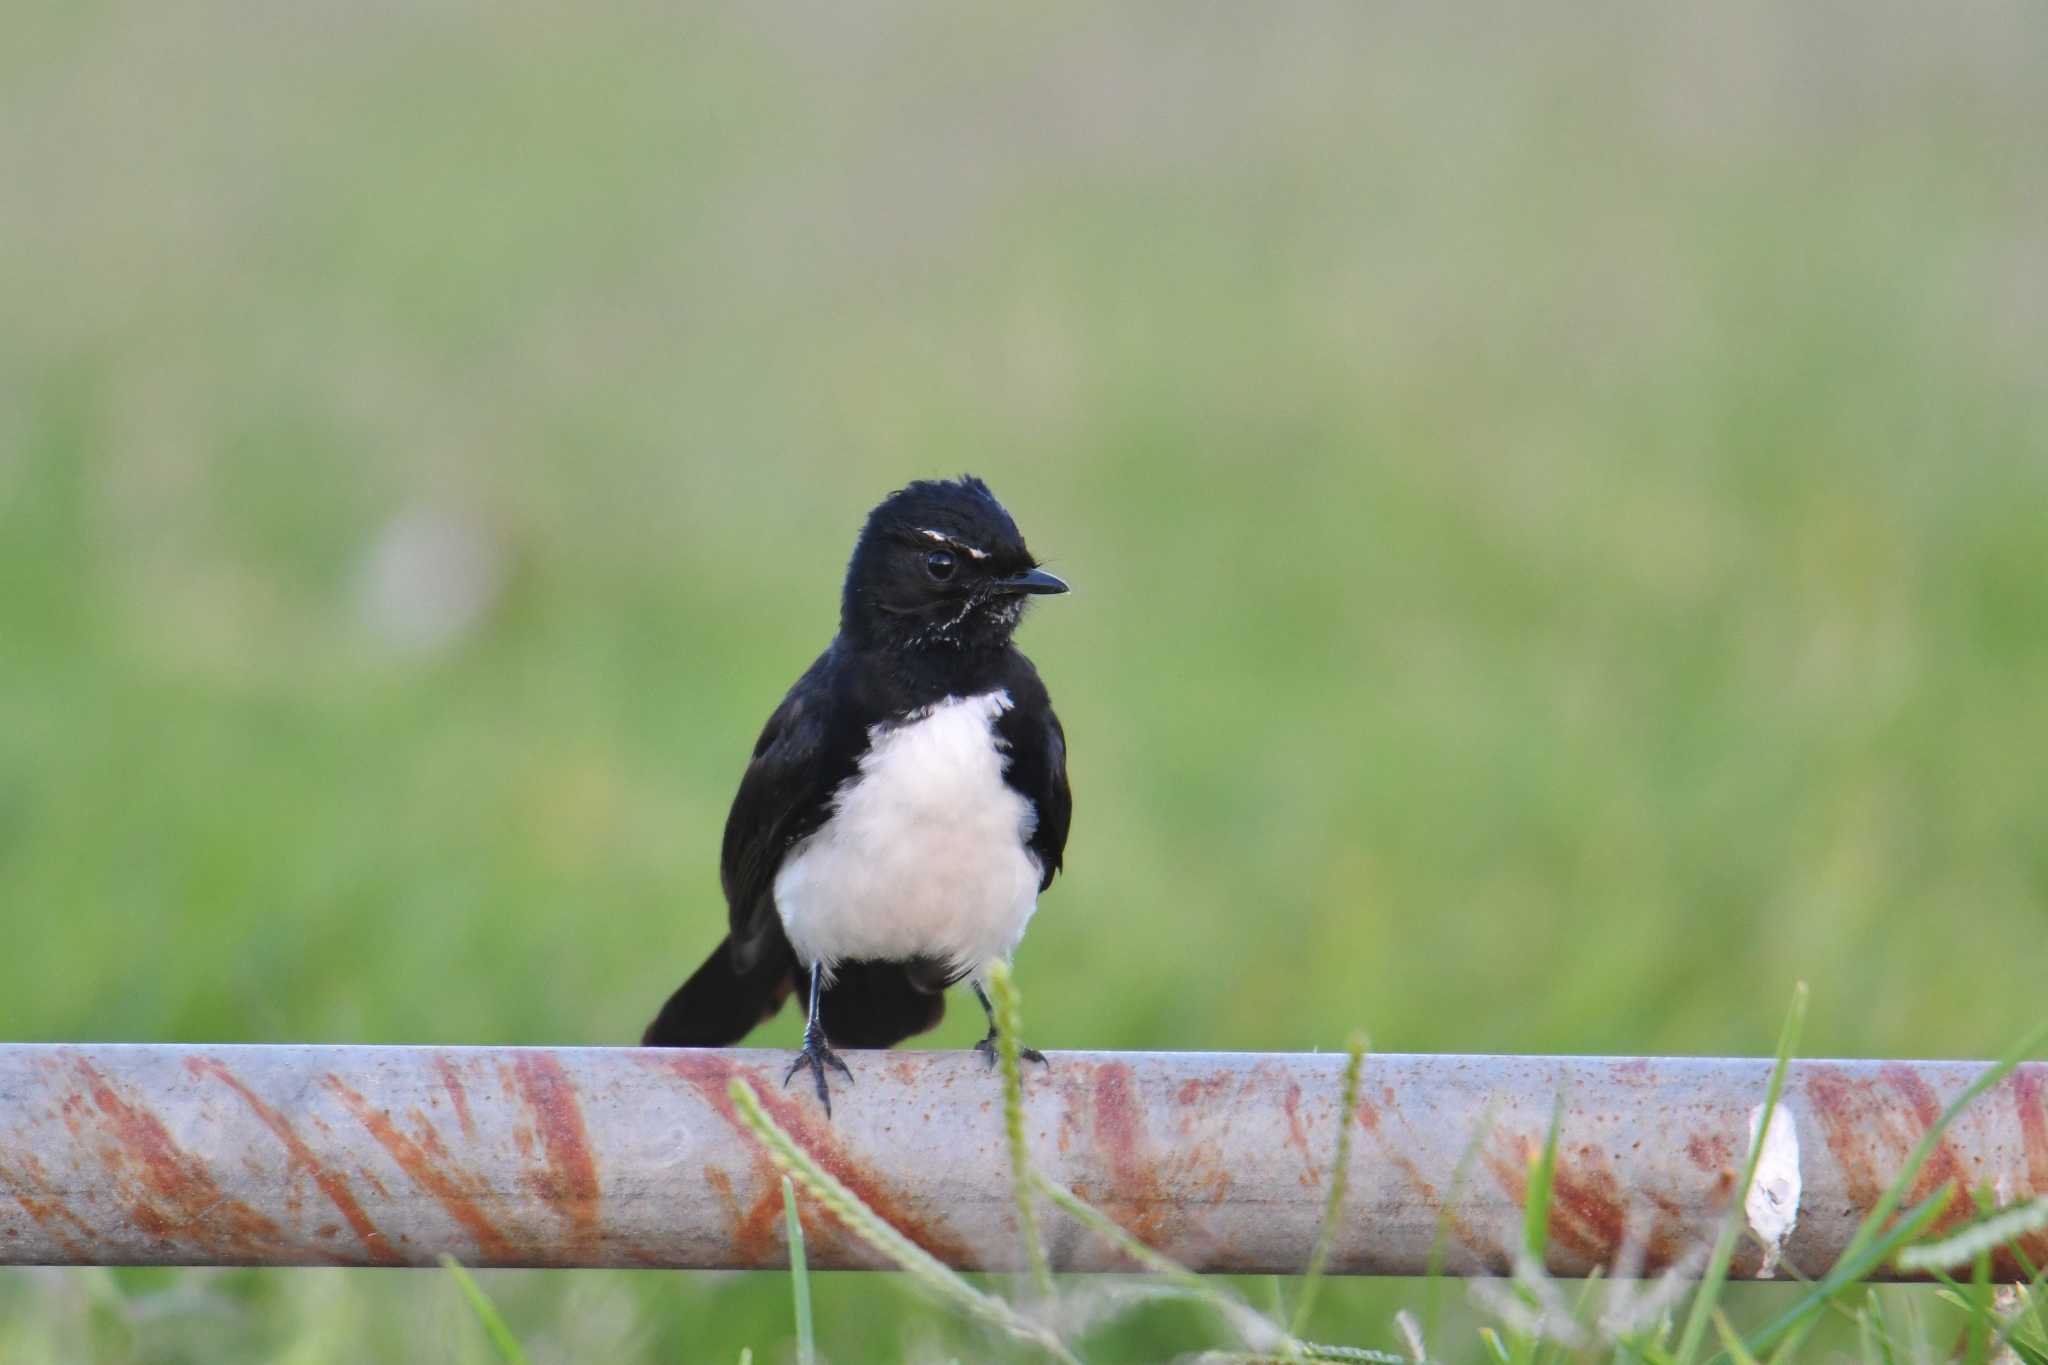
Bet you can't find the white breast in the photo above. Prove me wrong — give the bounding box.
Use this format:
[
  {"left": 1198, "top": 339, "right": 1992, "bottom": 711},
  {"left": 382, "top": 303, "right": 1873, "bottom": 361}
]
[{"left": 773, "top": 689, "right": 1042, "bottom": 985}]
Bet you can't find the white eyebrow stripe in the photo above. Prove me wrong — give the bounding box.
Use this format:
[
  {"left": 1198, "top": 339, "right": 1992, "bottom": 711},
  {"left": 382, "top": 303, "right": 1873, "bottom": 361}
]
[{"left": 916, "top": 528, "right": 990, "bottom": 560}]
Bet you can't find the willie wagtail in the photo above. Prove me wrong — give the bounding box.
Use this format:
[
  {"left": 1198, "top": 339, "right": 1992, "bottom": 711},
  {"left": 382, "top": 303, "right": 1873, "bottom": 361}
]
[{"left": 643, "top": 476, "right": 1071, "bottom": 1112}]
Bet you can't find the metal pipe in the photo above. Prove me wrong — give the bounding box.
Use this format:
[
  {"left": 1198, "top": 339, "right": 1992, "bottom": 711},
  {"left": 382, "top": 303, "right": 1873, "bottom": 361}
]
[{"left": 1, "top": 1046, "right": 2042, "bottom": 1277}]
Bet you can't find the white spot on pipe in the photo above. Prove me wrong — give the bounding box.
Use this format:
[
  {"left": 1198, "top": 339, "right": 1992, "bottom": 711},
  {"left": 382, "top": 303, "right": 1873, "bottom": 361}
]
[{"left": 1745, "top": 1102, "right": 1800, "bottom": 1278}]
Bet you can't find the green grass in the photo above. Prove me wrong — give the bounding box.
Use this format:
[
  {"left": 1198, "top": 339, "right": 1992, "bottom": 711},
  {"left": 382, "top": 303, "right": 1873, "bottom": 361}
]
[
  {"left": 783, "top": 1177, "right": 815, "bottom": 1365},
  {"left": 438, "top": 1257, "right": 531, "bottom": 1365},
  {"left": 3, "top": 0, "right": 2046, "bottom": 1359}
]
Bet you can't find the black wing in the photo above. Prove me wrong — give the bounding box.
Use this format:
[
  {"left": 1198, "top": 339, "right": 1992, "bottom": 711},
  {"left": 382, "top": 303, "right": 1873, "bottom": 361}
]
[
  {"left": 719, "top": 647, "right": 862, "bottom": 969},
  {"left": 994, "top": 656, "right": 1072, "bottom": 892}
]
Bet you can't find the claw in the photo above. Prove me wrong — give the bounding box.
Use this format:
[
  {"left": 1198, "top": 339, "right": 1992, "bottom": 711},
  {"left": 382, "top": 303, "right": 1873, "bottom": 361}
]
[
  {"left": 785, "top": 1035, "right": 853, "bottom": 1116},
  {"left": 975, "top": 1033, "right": 1048, "bottom": 1070},
  {"left": 969, "top": 981, "right": 1047, "bottom": 1072}
]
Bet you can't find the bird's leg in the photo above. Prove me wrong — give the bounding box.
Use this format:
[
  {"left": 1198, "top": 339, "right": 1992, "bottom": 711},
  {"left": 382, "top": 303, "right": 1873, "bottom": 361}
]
[
  {"left": 784, "top": 962, "right": 853, "bottom": 1115},
  {"left": 973, "top": 981, "right": 1047, "bottom": 1070}
]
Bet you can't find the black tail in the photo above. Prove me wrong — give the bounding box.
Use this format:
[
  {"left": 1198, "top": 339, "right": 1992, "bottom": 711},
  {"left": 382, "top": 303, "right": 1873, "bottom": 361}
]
[{"left": 642, "top": 935, "right": 797, "bottom": 1046}]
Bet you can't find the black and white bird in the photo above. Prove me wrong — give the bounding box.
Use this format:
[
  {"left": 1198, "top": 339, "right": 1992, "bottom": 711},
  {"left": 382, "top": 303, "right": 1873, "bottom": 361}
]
[{"left": 643, "top": 476, "right": 1072, "bottom": 1113}]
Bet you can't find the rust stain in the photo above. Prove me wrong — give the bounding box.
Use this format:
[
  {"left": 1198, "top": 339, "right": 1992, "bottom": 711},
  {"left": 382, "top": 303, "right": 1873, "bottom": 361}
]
[
  {"left": 1280, "top": 1082, "right": 1318, "bottom": 1186},
  {"left": 752, "top": 1069, "right": 971, "bottom": 1265},
  {"left": 511, "top": 1052, "right": 603, "bottom": 1258},
  {"left": 434, "top": 1056, "right": 477, "bottom": 1141},
  {"left": 1806, "top": 1065, "right": 1882, "bottom": 1211},
  {"left": 2006, "top": 1067, "right": 2048, "bottom": 1268},
  {"left": 1547, "top": 1158, "right": 1628, "bottom": 1261},
  {"left": 704, "top": 1166, "right": 740, "bottom": 1224},
  {"left": 1685, "top": 1133, "right": 1733, "bottom": 1173},
  {"left": 1074, "top": 1059, "right": 1236, "bottom": 1261},
  {"left": 2014, "top": 1067, "right": 2048, "bottom": 1194},
  {"left": 1480, "top": 1133, "right": 1683, "bottom": 1273},
  {"left": 1088, "top": 1060, "right": 1171, "bottom": 1249},
  {"left": 412, "top": 1113, "right": 453, "bottom": 1163},
  {"left": 0, "top": 1154, "right": 94, "bottom": 1259},
  {"left": 1808, "top": 1063, "right": 1972, "bottom": 1238},
  {"left": 187, "top": 1057, "right": 401, "bottom": 1266},
  {"left": 1483, "top": 1136, "right": 1531, "bottom": 1209},
  {"left": 1611, "top": 1058, "right": 1654, "bottom": 1088},
  {"left": 1175, "top": 1074, "right": 1230, "bottom": 1107},
  {"left": 1544, "top": 1159, "right": 1683, "bottom": 1269},
  {"left": 702, "top": 1161, "right": 780, "bottom": 1264},
  {"left": 1644, "top": 1187, "right": 1690, "bottom": 1266},
  {"left": 653, "top": 1059, "right": 782, "bottom": 1265},
  {"left": 1883, "top": 1065, "right": 1968, "bottom": 1210},
  {"left": 325, "top": 1076, "right": 516, "bottom": 1260},
  {"left": 652, "top": 1052, "right": 972, "bottom": 1266},
  {"left": 70, "top": 1057, "right": 287, "bottom": 1259},
  {"left": 732, "top": 1183, "right": 783, "bottom": 1264}
]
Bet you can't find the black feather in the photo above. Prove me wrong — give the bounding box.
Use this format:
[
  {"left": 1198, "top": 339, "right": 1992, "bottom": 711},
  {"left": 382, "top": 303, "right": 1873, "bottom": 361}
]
[{"left": 992, "top": 655, "right": 1072, "bottom": 892}]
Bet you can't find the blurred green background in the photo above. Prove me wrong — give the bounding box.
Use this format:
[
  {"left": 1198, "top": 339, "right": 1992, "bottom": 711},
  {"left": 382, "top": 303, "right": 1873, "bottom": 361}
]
[{"left": 3, "top": 0, "right": 2044, "bottom": 1359}]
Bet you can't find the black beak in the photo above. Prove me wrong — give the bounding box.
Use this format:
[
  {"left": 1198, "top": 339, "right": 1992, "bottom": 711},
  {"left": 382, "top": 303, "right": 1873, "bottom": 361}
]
[{"left": 991, "top": 567, "right": 1069, "bottom": 596}]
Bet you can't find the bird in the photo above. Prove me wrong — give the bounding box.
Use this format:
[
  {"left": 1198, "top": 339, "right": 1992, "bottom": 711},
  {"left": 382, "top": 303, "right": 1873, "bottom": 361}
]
[{"left": 642, "top": 475, "right": 1072, "bottom": 1114}]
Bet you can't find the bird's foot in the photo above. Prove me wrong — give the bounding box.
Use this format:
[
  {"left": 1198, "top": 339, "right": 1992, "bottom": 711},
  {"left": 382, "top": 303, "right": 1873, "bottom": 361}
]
[
  {"left": 784, "top": 1033, "right": 853, "bottom": 1116},
  {"left": 975, "top": 1031, "right": 1048, "bottom": 1070}
]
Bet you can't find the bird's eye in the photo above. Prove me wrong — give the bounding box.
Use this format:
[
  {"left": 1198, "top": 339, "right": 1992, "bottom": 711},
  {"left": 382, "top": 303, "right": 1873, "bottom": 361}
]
[{"left": 925, "top": 549, "right": 957, "bottom": 581}]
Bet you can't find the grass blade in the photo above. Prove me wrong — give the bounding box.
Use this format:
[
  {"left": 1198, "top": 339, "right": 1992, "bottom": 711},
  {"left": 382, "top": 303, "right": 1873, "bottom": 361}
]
[
  {"left": 1858, "top": 1288, "right": 1897, "bottom": 1365},
  {"left": 1710, "top": 1307, "right": 1760, "bottom": 1365},
  {"left": 1523, "top": 1089, "right": 1565, "bottom": 1265},
  {"left": 1291, "top": 1031, "right": 1368, "bottom": 1336},
  {"left": 783, "top": 1176, "right": 815, "bottom": 1365},
  {"left": 987, "top": 961, "right": 1054, "bottom": 1299},
  {"left": 437, "top": 1255, "right": 531, "bottom": 1365}
]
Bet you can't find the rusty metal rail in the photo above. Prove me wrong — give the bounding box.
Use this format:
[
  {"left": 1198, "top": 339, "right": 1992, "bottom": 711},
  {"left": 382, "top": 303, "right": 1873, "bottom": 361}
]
[{"left": 2, "top": 1047, "right": 2044, "bottom": 1277}]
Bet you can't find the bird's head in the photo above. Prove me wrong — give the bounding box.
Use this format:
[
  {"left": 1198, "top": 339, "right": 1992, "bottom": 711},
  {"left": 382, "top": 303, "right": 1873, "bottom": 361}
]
[{"left": 841, "top": 475, "right": 1068, "bottom": 652}]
